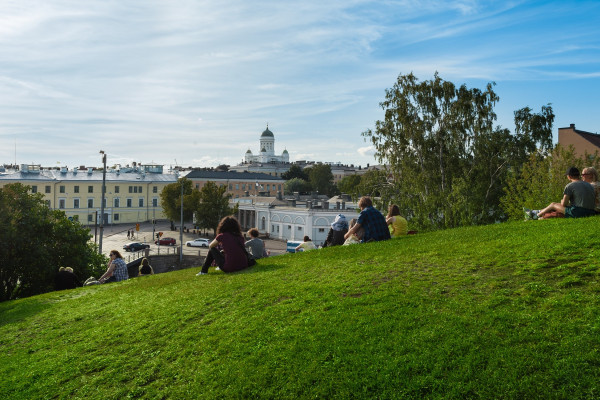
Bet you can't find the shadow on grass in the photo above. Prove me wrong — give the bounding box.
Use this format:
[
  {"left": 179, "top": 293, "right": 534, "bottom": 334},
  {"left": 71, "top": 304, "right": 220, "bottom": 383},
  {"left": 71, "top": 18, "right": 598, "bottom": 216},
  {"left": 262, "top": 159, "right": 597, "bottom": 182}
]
[{"left": 0, "top": 298, "right": 52, "bottom": 327}]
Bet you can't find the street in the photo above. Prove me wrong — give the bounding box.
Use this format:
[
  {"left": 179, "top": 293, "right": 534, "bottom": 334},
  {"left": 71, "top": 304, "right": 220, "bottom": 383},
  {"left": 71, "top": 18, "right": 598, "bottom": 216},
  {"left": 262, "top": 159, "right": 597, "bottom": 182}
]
[{"left": 89, "top": 221, "right": 288, "bottom": 260}]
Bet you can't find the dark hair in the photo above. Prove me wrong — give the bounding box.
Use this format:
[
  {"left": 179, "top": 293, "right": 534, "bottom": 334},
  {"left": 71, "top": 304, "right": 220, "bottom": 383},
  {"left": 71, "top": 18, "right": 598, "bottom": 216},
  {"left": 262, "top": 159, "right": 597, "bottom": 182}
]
[
  {"left": 358, "top": 196, "right": 373, "bottom": 209},
  {"left": 388, "top": 204, "right": 400, "bottom": 217},
  {"left": 566, "top": 166, "right": 580, "bottom": 178},
  {"left": 216, "top": 216, "right": 242, "bottom": 237},
  {"left": 110, "top": 250, "right": 123, "bottom": 259},
  {"left": 303, "top": 235, "right": 311, "bottom": 242},
  {"left": 248, "top": 228, "right": 259, "bottom": 238}
]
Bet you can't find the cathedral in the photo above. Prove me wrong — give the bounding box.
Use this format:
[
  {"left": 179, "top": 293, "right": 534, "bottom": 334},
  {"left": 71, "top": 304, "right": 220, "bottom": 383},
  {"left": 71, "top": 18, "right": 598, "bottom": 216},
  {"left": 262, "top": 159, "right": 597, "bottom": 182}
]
[{"left": 244, "top": 125, "right": 289, "bottom": 164}]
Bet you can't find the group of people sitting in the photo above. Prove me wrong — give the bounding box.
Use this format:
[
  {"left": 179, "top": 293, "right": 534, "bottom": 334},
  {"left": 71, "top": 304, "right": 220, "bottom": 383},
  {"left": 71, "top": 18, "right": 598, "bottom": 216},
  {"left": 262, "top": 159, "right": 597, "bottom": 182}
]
[
  {"left": 295, "top": 196, "right": 408, "bottom": 251},
  {"left": 525, "top": 166, "right": 600, "bottom": 220}
]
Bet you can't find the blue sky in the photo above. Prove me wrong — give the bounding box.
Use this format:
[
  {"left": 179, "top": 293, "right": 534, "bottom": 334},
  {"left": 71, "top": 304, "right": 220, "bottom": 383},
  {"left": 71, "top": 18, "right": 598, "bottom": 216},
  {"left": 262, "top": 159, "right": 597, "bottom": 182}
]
[{"left": 1, "top": 0, "right": 599, "bottom": 169}]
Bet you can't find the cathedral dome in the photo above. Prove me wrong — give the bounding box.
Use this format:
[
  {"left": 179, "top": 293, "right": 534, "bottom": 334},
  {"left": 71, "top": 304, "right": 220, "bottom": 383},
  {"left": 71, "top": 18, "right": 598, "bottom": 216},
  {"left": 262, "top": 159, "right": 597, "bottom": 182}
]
[
  {"left": 261, "top": 126, "right": 274, "bottom": 138},
  {"left": 246, "top": 149, "right": 252, "bottom": 154},
  {"left": 282, "top": 149, "right": 288, "bottom": 154}
]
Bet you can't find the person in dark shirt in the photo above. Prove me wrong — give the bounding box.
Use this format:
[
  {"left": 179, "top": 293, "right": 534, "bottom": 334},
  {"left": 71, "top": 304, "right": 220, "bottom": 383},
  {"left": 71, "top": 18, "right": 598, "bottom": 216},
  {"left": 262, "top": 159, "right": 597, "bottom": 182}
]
[
  {"left": 344, "top": 196, "right": 391, "bottom": 243},
  {"left": 55, "top": 267, "right": 81, "bottom": 290}
]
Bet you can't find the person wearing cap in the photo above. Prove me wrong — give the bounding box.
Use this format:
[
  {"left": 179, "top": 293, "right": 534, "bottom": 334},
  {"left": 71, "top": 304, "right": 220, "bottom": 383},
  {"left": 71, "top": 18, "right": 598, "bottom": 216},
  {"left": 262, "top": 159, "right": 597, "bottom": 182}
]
[
  {"left": 322, "top": 214, "right": 348, "bottom": 247},
  {"left": 533, "top": 166, "right": 596, "bottom": 219}
]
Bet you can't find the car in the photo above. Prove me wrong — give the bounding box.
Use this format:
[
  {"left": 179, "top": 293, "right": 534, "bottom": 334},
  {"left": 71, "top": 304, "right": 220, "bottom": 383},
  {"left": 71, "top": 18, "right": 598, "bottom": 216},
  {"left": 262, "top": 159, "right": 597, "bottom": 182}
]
[
  {"left": 123, "top": 242, "right": 150, "bottom": 252},
  {"left": 155, "top": 237, "right": 176, "bottom": 246},
  {"left": 186, "top": 238, "right": 210, "bottom": 247}
]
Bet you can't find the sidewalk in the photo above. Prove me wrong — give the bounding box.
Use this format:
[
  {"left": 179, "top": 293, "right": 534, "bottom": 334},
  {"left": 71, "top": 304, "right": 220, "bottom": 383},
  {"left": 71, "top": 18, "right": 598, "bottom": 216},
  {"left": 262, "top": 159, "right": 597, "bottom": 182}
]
[{"left": 90, "top": 221, "right": 288, "bottom": 257}]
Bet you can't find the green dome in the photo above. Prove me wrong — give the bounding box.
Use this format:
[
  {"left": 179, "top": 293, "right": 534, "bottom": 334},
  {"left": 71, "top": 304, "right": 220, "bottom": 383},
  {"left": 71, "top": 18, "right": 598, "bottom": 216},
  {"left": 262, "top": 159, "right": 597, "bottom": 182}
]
[
  {"left": 282, "top": 149, "right": 288, "bottom": 154},
  {"left": 261, "top": 126, "right": 274, "bottom": 138},
  {"left": 246, "top": 149, "right": 252, "bottom": 154}
]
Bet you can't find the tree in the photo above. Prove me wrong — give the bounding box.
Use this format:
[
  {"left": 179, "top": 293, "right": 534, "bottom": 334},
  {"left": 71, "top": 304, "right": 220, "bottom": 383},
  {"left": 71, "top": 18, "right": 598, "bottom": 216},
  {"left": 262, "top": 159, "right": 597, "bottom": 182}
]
[
  {"left": 281, "top": 164, "right": 308, "bottom": 181},
  {"left": 336, "top": 174, "right": 362, "bottom": 200},
  {"left": 160, "top": 178, "right": 199, "bottom": 222},
  {"left": 284, "top": 178, "right": 313, "bottom": 195},
  {"left": 195, "top": 181, "right": 237, "bottom": 235},
  {"left": 305, "top": 164, "right": 337, "bottom": 197},
  {"left": 0, "top": 183, "right": 106, "bottom": 301},
  {"left": 362, "top": 72, "right": 554, "bottom": 230}
]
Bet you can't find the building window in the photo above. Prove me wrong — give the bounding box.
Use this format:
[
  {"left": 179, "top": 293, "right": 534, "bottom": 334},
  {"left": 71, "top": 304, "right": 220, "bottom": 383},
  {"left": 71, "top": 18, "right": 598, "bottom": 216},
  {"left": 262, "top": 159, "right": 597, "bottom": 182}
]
[
  {"left": 152, "top": 198, "right": 158, "bottom": 207},
  {"left": 88, "top": 186, "right": 93, "bottom": 193},
  {"left": 114, "top": 213, "right": 119, "bottom": 221},
  {"left": 114, "top": 198, "right": 120, "bottom": 208},
  {"left": 115, "top": 186, "right": 120, "bottom": 193},
  {"left": 261, "top": 217, "right": 266, "bottom": 230},
  {"left": 59, "top": 185, "right": 65, "bottom": 193},
  {"left": 288, "top": 225, "right": 291, "bottom": 229},
  {"left": 88, "top": 214, "right": 93, "bottom": 222},
  {"left": 74, "top": 186, "right": 79, "bottom": 193},
  {"left": 74, "top": 199, "right": 80, "bottom": 209},
  {"left": 236, "top": 184, "right": 239, "bottom": 190},
  {"left": 196, "top": 184, "right": 199, "bottom": 189},
  {"left": 103, "top": 198, "right": 107, "bottom": 208},
  {"left": 319, "top": 228, "right": 325, "bottom": 232},
  {"left": 139, "top": 198, "right": 144, "bottom": 207},
  {"left": 45, "top": 185, "right": 51, "bottom": 193},
  {"left": 153, "top": 186, "right": 157, "bottom": 193},
  {"left": 88, "top": 199, "right": 93, "bottom": 208},
  {"left": 242, "top": 184, "right": 246, "bottom": 190},
  {"left": 31, "top": 185, "right": 37, "bottom": 193},
  {"left": 129, "top": 186, "right": 133, "bottom": 193},
  {"left": 298, "top": 226, "right": 302, "bottom": 231},
  {"left": 138, "top": 186, "right": 143, "bottom": 193},
  {"left": 229, "top": 184, "right": 233, "bottom": 190},
  {"left": 59, "top": 199, "right": 66, "bottom": 209},
  {"left": 127, "top": 199, "right": 132, "bottom": 208}
]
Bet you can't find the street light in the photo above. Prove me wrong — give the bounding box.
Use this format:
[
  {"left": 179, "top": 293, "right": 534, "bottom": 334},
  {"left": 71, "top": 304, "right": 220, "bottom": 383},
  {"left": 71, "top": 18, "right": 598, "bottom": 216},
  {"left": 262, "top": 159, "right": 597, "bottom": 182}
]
[{"left": 99, "top": 150, "right": 107, "bottom": 255}]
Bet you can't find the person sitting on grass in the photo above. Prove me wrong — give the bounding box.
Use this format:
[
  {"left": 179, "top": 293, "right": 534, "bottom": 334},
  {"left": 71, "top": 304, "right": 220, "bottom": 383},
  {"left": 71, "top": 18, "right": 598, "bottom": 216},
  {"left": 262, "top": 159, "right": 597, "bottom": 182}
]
[
  {"left": 343, "top": 218, "right": 364, "bottom": 245},
  {"left": 245, "top": 228, "right": 268, "bottom": 259},
  {"left": 344, "top": 196, "right": 391, "bottom": 243},
  {"left": 55, "top": 267, "right": 81, "bottom": 290},
  {"left": 386, "top": 204, "right": 408, "bottom": 238},
  {"left": 295, "top": 236, "right": 317, "bottom": 252},
  {"left": 322, "top": 214, "right": 348, "bottom": 247},
  {"left": 139, "top": 258, "right": 154, "bottom": 276},
  {"left": 197, "top": 216, "right": 249, "bottom": 276},
  {"left": 525, "top": 166, "right": 596, "bottom": 220},
  {"left": 96, "top": 250, "right": 129, "bottom": 284},
  {"left": 582, "top": 166, "right": 600, "bottom": 214}
]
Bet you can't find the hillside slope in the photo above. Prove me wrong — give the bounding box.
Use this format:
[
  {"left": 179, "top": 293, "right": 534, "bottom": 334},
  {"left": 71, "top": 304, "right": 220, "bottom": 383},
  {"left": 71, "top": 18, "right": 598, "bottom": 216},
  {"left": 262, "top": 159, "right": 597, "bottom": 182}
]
[{"left": 2, "top": 218, "right": 600, "bottom": 399}]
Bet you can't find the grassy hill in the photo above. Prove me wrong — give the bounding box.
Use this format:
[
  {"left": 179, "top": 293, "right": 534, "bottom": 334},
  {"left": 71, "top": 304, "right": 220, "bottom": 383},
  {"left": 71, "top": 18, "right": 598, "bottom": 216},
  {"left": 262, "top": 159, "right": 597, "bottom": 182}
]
[{"left": 2, "top": 217, "right": 600, "bottom": 399}]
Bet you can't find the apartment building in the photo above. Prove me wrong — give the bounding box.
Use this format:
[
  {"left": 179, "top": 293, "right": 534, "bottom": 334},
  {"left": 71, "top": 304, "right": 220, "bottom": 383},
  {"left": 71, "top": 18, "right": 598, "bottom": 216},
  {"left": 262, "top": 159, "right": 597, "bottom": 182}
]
[{"left": 0, "top": 164, "right": 178, "bottom": 225}]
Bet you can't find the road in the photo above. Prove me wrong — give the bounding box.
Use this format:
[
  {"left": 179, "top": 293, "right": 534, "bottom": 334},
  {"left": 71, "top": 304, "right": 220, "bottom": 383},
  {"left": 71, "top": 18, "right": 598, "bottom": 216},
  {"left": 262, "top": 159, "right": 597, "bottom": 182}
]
[{"left": 89, "top": 221, "right": 288, "bottom": 260}]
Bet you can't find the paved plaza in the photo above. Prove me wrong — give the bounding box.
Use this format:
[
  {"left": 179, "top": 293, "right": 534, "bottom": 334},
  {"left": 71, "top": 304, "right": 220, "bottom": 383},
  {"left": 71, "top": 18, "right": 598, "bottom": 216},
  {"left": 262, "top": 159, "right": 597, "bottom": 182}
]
[{"left": 89, "top": 220, "right": 288, "bottom": 260}]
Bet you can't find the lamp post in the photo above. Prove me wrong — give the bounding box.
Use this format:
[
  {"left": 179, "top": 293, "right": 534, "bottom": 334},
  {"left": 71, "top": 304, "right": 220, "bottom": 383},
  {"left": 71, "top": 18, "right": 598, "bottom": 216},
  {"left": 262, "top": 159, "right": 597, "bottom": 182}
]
[
  {"left": 99, "top": 151, "right": 107, "bottom": 255},
  {"left": 180, "top": 179, "right": 184, "bottom": 262}
]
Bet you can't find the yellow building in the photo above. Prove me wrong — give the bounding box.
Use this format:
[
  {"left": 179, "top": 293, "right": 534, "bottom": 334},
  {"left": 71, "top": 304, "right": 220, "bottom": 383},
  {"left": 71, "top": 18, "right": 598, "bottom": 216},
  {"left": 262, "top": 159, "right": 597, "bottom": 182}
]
[{"left": 0, "top": 164, "right": 178, "bottom": 225}]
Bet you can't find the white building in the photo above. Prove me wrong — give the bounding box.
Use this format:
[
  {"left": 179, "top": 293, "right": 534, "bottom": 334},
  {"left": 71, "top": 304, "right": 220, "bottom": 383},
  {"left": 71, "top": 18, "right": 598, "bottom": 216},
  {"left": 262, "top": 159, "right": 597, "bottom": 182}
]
[
  {"left": 234, "top": 195, "right": 358, "bottom": 246},
  {"left": 244, "top": 125, "right": 290, "bottom": 164}
]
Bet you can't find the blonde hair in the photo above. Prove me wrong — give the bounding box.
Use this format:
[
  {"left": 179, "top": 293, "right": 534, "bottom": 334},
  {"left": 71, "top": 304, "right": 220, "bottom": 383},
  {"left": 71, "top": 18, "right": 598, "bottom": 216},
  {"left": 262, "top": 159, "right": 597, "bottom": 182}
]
[{"left": 583, "top": 167, "right": 599, "bottom": 181}]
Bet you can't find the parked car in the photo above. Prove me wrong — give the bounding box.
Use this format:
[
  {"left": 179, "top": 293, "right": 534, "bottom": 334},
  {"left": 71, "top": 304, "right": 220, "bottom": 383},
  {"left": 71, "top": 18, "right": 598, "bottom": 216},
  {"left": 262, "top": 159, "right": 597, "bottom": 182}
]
[
  {"left": 186, "top": 238, "right": 210, "bottom": 247},
  {"left": 123, "top": 242, "right": 150, "bottom": 252},
  {"left": 155, "top": 237, "right": 176, "bottom": 246}
]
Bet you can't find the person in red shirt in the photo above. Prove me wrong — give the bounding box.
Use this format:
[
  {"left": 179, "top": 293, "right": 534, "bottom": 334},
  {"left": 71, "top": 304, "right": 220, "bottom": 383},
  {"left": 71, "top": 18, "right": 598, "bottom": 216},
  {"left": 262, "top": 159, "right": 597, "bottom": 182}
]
[{"left": 197, "top": 216, "right": 249, "bottom": 275}]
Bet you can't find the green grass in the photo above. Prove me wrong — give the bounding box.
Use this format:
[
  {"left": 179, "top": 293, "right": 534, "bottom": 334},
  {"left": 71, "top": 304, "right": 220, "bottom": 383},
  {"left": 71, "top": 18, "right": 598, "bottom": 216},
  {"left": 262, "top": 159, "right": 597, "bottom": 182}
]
[{"left": 2, "top": 217, "right": 600, "bottom": 399}]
